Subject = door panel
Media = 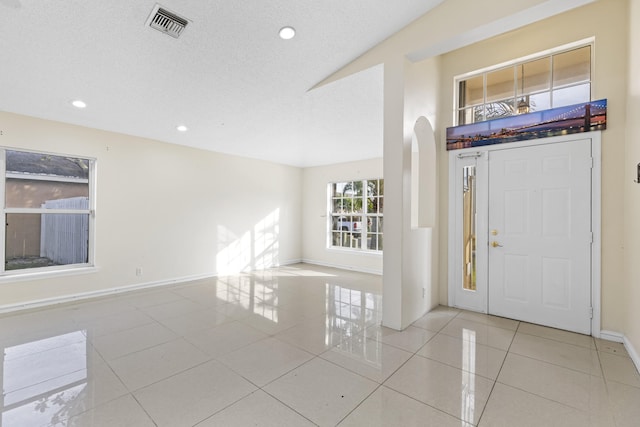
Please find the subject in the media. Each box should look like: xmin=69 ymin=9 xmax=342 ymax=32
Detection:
xmin=487 ymin=140 xmax=591 ymax=334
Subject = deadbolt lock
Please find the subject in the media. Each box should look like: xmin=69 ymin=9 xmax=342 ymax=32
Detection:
xmin=491 ymin=229 xmax=499 ymax=236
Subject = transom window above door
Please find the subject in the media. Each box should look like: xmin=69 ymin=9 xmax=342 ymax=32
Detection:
xmin=456 ymin=42 xmax=592 ymax=125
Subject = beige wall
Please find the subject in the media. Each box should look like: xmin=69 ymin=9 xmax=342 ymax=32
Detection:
xmin=436 ymin=0 xmax=629 ymax=334
xmin=302 ymin=158 xmax=383 ymax=274
xmin=0 ymin=112 xmax=302 ymax=308
xmin=625 ymin=0 xmax=640 ymax=358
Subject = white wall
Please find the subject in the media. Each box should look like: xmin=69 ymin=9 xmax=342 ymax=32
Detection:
xmin=0 ymin=112 xmax=302 ymax=309
xmin=302 ymin=157 xmax=383 ymax=274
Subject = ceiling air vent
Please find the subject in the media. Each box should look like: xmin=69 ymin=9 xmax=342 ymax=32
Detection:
xmin=146 ymin=4 xmax=189 ymax=38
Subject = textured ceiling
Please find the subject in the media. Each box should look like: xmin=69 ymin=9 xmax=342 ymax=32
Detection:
xmin=0 ymin=0 xmax=594 ymax=167
xmin=0 ymin=0 xmax=444 ymax=167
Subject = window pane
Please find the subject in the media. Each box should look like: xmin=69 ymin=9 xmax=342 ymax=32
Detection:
xmin=553 ymin=46 xmax=590 ymax=87
xmin=367 ymin=233 xmax=377 ymax=250
xmin=458 ymin=75 xmax=483 ymax=107
xmin=367 ymin=180 xmax=379 ymax=197
xmin=528 ymin=92 xmax=551 ymax=112
xmin=332 ymin=216 xmax=342 ymax=231
xmin=6 ymin=213 xmax=89 ymax=270
xmin=486 ymin=67 xmax=514 ymax=103
xmin=520 ymin=57 xmax=551 ymax=95
xmin=552 ymin=83 xmax=590 ymax=108
xmin=485 ymin=99 xmax=515 ymax=120
xmin=462 ymin=166 xmax=477 ymax=291
xmin=6 ymin=150 xmax=89 ymax=209
xmin=459 ymin=106 xmax=485 ymax=125
xmin=332 ymin=182 xmax=347 ymax=197
xmin=353 ymin=181 xmax=363 ymax=197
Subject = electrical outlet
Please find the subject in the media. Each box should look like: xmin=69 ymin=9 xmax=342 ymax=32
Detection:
xmin=136 ymin=267 xmax=143 ymax=276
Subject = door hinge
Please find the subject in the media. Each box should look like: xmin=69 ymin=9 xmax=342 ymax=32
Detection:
xmin=589 ymin=232 xmax=593 ymax=244
xmin=589 ymin=307 xmax=593 ymax=319
xmin=589 ymin=157 xmax=594 ymax=169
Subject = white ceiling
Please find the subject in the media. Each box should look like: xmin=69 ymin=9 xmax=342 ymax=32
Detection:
xmin=0 ymin=0 xmax=446 ymax=167
xmin=0 ymin=0 xmax=594 ymax=167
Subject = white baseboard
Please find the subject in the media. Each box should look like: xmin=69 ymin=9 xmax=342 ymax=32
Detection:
xmin=623 ymin=335 xmax=640 ymax=374
xmin=0 ymin=257 xmax=309 ymax=315
xmin=599 ymin=330 xmax=624 ymax=343
xmin=301 ymin=258 xmax=383 ymax=275
xmin=599 ymin=330 xmax=640 ymax=374
xmin=0 ymin=272 xmax=219 ymax=314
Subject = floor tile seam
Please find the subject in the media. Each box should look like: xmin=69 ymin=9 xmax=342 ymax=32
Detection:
xmin=95 ymin=332 xmax=185 ymax=362
xmin=455 ymin=314 xmax=520 ymax=332
xmin=505 ymin=348 xmax=606 ymax=377
xmin=515 ymin=329 xmax=596 ymax=350
xmin=444 ymin=316 xmax=519 ymax=335
xmin=507 ymin=348 xmax=602 ymax=378
xmin=2 ymin=335 xmax=98 ymax=363
xmin=256 ymin=383 xmax=322 ymax=426
xmin=374 ymin=325 xmax=439 ymax=355
xmin=125 ymin=356 xmax=225 ymax=395
xmin=303 ymin=353 xmax=382 ymax=387
xmin=316 ymin=347 xmax=400 ymax=385
xmin=380 ymin=382 xmax=480 ymax=426
xmin=85 ymin=319 xmax=179 ymax=345
xmin=79 ymin=316 xmax=159 ymax=338
xmin=60 ymin=393 xmax=156 ymax=427
xmin=140 ymin=306 xmax=213 ymax=323
xmin=597 ymin=348 xmax=632 ymax=359
xmin=598 ymin=348 xmax=637 ymax=363
xmin=476 ymin=317 xmax=521 ymax=425
xmin=199 ymin=332 xmax=273 ymax=360
xmin=410 ymin=313 xmax=458 ymax=333
xmin=2 ymin=367 xmax=121 ymax=413
xmin=398 ymin=352 xmax=500 ymax=385
xmin=215 ymin=346 xmax=316 ymax=389
xmin=437 ymin=329 xmax=513 ymax=352
xmin=238 ymin=317 xmax=303 ymax=338
xmin=269 ymin=331 xmax=333 ymax=355
xmin=602 ymin=376 xmax=640 ymax=390
xmin=412 ymin=351 xmax=502 ymax=382
xmin=492 ymin=378 xmax=607 ymax=415
xmin=426 ymin=329 xmax=510 ymax=350
xmin=449 ymin=315 xmax=520 ymax=333
xmin=128 ymin=391 xmax=161 ymax=426
xmin=335 ymin=383 xmax=384 ymax=426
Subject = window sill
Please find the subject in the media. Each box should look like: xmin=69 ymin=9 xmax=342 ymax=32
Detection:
xmin=0 ymin=265 xmax=99 ymax=284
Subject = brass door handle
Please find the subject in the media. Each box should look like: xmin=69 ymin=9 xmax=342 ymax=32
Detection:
xmin=491 ymin=241 xmax=503 ymax=248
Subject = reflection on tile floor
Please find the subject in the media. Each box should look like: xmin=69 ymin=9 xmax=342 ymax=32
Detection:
xmin=0 ymin=263 xmax=638 ymax=426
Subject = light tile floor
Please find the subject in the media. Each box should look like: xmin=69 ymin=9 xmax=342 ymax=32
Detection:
xmin=0 ymin=263 xmax=638 ymax=426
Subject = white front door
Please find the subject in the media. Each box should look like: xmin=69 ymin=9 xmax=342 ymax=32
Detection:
xmin=448 ymin=136 xmax=596 ymax=335
xmin=487 ymin=139 xmax=592 ymax=334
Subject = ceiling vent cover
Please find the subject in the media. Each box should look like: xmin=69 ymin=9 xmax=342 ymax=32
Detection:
xmin=146 ymin=4 xmax=189 ymax=38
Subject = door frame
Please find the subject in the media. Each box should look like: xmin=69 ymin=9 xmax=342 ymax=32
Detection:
xmin=447 ymin=132 xmax=601 ymax=337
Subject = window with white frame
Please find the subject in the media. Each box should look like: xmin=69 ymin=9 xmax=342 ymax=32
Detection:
xmin=456 ymin=43 xmax=592 ymax=125
xmin=1 ymin=148 xmax=95 ymax=274
xmin=329 ymin=179 xmax=383 ymax=252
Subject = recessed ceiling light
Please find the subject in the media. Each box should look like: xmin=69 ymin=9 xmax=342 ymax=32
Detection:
xmin=279 ymin=26 xmax=295 ymax=40
xmin=71 ymin=100 xmax=87 ymax=109
xmin=176 ymin=125 xmax=188 ymax=132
